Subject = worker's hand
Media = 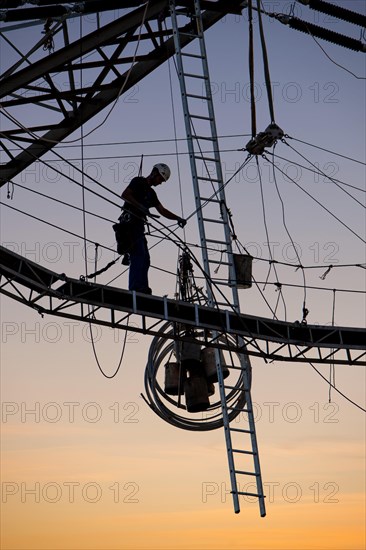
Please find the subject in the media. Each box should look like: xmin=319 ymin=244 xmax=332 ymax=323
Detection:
xmin=178 ymin=218 xmax=187 ymax=228
xmin=138 ymin=205 xmax=149 ymax=216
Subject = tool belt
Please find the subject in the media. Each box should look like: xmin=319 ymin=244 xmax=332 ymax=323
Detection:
xmin=113 ymin=211 xmax=142 ymax=255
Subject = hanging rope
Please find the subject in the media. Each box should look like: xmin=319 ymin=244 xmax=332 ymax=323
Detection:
xmin=256 ymin=156 xmax=288 ymax=319
xmin=83 ymin=257 xmax=120 ymax=280
xmin=329 ymin=288 xmax=336 ymax=402
xmin=271 ymin=143 xmax=308 ymax=321
xmin=320 ymin=265 xmax=333 ymax=280
xmin=165 ymin=39 xmax=186 ymax=244
xmin=75 ymin=16 xmax=126 ymax=379
xmin=6 ymin=180 xmax=14 ymax=199
xmin=256 ymin=0 xmax=275 ymax=123
xmin=138 ymin=154 xmax=144 ymax=176
xmin=248 ymin=0 xmax=257 ymax=137
xmin=80 ymin=16 xmax=88 ymax=280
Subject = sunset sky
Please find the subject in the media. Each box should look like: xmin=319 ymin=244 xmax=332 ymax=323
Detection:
xmin=1 ymin=1 xmax=365 ymax=549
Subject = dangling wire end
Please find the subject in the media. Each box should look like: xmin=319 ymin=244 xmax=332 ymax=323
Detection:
xmin=320 ymin=265 xmax=333 ymax=280
xmin=301 ymin=305 xmax=309 ymax=325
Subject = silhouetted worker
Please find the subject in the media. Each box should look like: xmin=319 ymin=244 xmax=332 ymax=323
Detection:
xmin=120 ymin=163 xmax=186 ymax=294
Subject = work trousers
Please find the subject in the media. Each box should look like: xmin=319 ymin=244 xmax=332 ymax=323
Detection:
xmin=128 ymin=230 xmax=150 ymax=292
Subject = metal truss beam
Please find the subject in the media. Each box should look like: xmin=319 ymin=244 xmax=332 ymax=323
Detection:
xmin=1 ymin=245 xmax=365 ymax=365
xmin=0 ymin=0 xmax=247 ymax=186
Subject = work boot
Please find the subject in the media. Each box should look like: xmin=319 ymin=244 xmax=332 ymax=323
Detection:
xmin=122 ymin=254 xmax=130 ymax=266
xmin=136 ymin=287 xmax=152 ymax=295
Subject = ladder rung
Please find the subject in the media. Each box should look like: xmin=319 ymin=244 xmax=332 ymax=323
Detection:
xmin=186 ymin=93 xmax=209 ymax=100
xmin=202 ymin=217 xmax=224 ymax=224
xmin=208 ymin=260 xmax=231 ymax=266
xmin=191 ymin=114 xmax=213 ymax=121
xmin=183 ymin=72 xmax=207 ymax=80
xmin=232 ymin=448 xmax=256 ymax=455
xmin=193 ymin=135 xmax=215 ymax=141
xmin=227 ymin=407 xmax=252 ymax=414
xmin=181 ymin=52 xmax=204 ymax=59
xmin=235 ymin=491 xmax=264 ymax=498
xmin=206 ymin=238 xmax=228 ymax=245
xmin=200 ymin=196 xmax=221 ymax=203
xmin=229 ymin=412 xmax=253 ymax=420
xmin=194 ymin=156 xmax=219 ymax=163
xmin=224 ymin=385 xmax=247 ymax=392
xmin=235 ymin=470 xmax=259 ymax=477
xmin=197 ymin=176 xmax=221 ymax=182
xmin=179 ymin=31 xmax=199 ymax=38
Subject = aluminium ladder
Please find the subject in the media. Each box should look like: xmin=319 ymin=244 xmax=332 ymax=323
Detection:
xmin=169 ymin=0 xmax=266 ymax=516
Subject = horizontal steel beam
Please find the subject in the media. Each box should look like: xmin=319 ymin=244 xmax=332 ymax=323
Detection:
xmin=0 ymin=1 xmax=245 ymax=22
xmin=1 ymin=245 xmax=365 ymax=366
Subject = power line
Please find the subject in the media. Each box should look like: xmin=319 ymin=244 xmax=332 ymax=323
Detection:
xmin=11 ymin=181 xmax=115 ymax=224
xmin=1 ymin=133 xmax=252 ymax=153
xmin=0 ymin=110 xmax=123 ymax=202
xmin=288 ymin=135 xmax=366 ymax=167
xmin=307 ymin=28 xmax=366 ymax=80
xmin=264 ymin=154 xmax=366 ymax=245
xmin=4 ymin=178 xmax=365 ymax=280
xmin=307 ymin=359 xmax=366 ymax=413
xmin=283 ymin=140 xmax=366 ymax=209
xmin=0 ymin=130 xmax=122 ymax=209
xmin=265 ymin=151 xmax=366 ymax=193
xmin=256 ymin=155 xmax=288 ymax=319
xmin=0 ymin=201 xmax=116 ymax=253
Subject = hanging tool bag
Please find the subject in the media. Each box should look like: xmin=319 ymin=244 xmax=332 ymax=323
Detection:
xmin=112 ymin=211 xmax=139 ymax=255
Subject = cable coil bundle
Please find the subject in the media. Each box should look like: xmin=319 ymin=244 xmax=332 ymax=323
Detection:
xmin=143 ymin=322 xmax=252 ymax=431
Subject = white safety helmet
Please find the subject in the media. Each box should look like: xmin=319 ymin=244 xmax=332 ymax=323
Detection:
xmin=153 ymin=163 xmax=171 ymax=181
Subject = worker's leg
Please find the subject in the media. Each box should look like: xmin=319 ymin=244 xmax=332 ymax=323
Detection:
xmin=128 ymin=233 xmax=151 ymax=292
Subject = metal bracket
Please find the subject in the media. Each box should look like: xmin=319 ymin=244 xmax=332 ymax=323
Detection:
xmin=246 ymin=123 xmax=284 ymax=155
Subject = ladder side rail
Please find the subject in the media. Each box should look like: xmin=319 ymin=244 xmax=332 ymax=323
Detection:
xmin=170 ymin=0 xmax=215 ymax=304
xmin=194 ymin=0 xmax=238 ymax=295
xmin=237 ymin=349 xmax=266 ymax=517
xmin=213 ymin=337 xmax=240 ymax=513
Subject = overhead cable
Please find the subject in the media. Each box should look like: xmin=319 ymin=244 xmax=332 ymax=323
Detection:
xmin=0 ymin=201 xmax=116 ymax=253
xmin=256 ymin=0 xmax=276 ymax=123
xmin=265 ymin=151 xmax=366 ymax=193
xmin=288 ymin=135 xmax=366 ymax=167
xmin=248 ymin=0 xmax=257 ymax=137
xmin=305 ymin=23 xmax=366 ymax=79
xmin=0 ymin=130 xmax=122 ymax=209
xmin=263 ymin=154 xmax=366 ymax=245
xmin=256 ymin=155 xmax=288 ymax=319
xmin=11 ymin=181 xmax=115 ymax=224
xmin=282 ymin=140 xmax=366 ymax=209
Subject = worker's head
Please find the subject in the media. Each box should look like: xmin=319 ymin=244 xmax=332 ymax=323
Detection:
xmin=150 ymin=163 xmax=171 ymax=185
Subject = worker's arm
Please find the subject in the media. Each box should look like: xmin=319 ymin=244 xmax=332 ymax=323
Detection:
xmin=156 ymin=202 xmax=187 ymax=227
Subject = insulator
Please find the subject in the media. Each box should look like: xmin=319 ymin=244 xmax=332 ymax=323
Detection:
xmin=297 ymin=0 xmax=366 ymax=28
xmin=289 ymin=17 xmax=366 ymax=52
